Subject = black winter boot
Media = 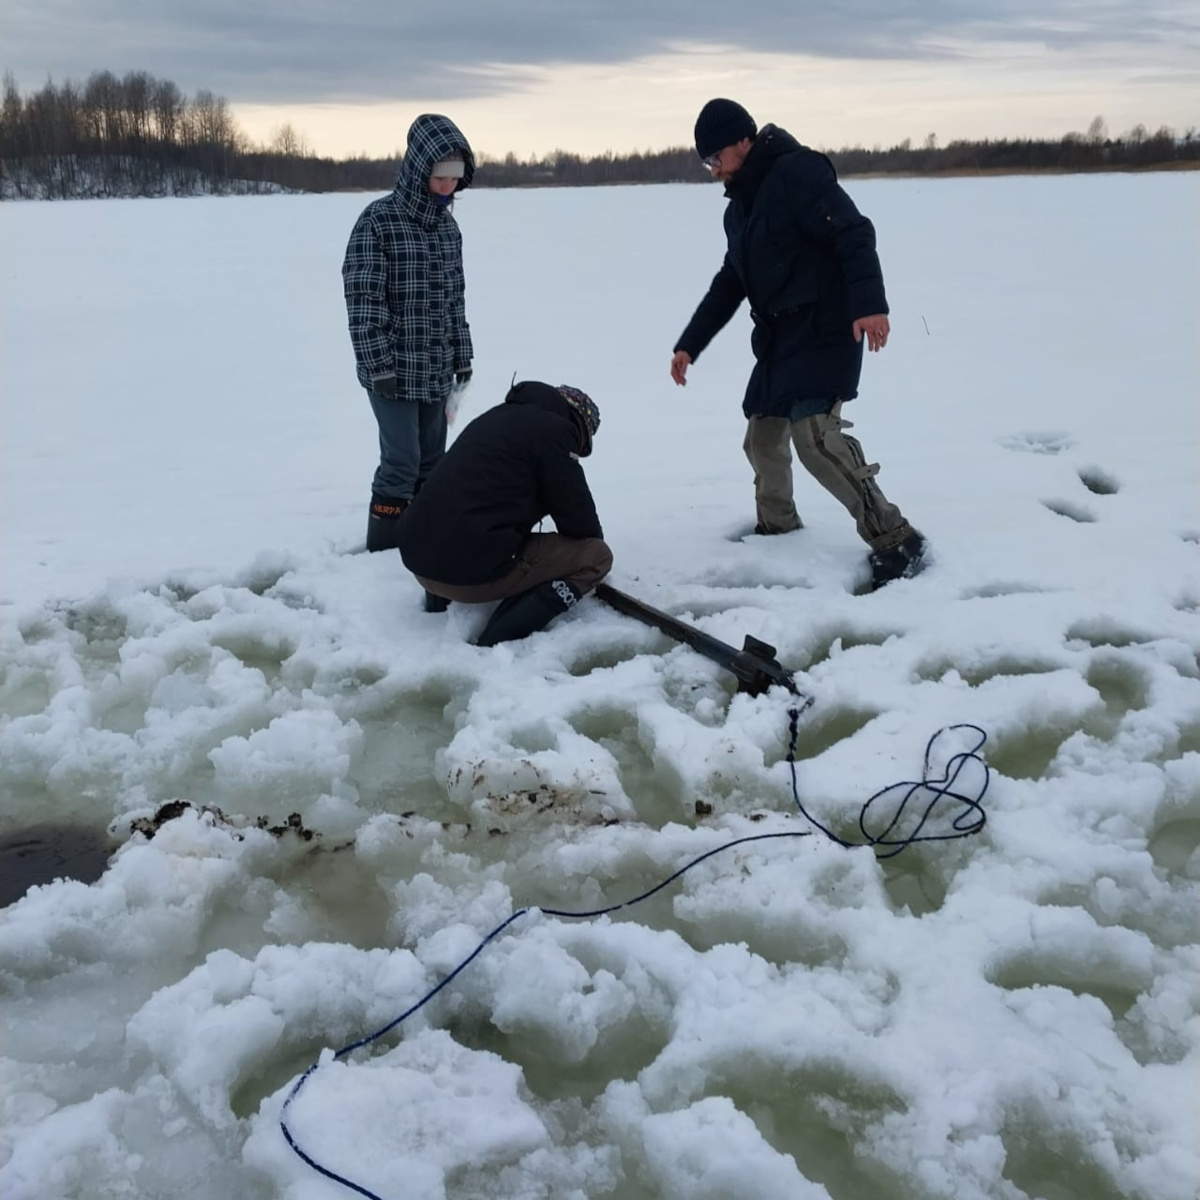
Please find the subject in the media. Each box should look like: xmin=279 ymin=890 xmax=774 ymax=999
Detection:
xmin=366 ymin=495 xmax=407 ymax=553
xmin=424 ymin=591 xmax=450 ymax=613
xmin=475 ymin=579 xmax=582 ymax=647
xmin=868 ymin=529 xmax=928 ymax=590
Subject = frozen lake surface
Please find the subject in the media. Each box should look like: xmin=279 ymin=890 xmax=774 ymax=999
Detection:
xmin=2 ymin=172 xmax=1198 ymax=1199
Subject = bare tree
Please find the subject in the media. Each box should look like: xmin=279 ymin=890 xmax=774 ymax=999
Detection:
xmin=123 ymin=71 xmax=153 ymax=148
xmin=151 ymin=78 xmax=184 ymax=146
xmin=0 ymin=72 xmax=23 ymax=157
xmin=269 ymin=122 xmax=310 ymax=157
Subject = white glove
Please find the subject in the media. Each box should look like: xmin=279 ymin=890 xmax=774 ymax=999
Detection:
xmin=446 ymin=368 xmax=472 ymax=425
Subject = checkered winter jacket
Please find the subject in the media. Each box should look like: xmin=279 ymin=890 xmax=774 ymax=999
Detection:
xmin=342 ymin=114 xmax=475 ymax=402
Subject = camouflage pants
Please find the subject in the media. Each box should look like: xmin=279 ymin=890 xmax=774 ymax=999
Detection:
xmin=743 ymin=402 xmax=913 ymax=550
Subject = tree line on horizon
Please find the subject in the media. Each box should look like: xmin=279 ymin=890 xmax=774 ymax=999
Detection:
xmin=2 ymin=69 xmax=1196 ymax=201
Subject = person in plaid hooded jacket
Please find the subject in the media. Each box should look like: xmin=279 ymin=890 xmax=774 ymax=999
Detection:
xmin=343 ymin=113 xmax=475 ymax=551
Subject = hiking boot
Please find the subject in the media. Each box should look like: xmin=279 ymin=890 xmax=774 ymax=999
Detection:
xmin=869 ymin=530 xmax=928 ymax=590
xmin=366 ymin=494 xmax=407 ymax=553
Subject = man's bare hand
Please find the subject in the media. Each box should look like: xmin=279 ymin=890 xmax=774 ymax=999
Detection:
xmin=853 ymin=314 xmax=890 ymax=352
xmin=670 ymin=350 xmax=692 ymax=386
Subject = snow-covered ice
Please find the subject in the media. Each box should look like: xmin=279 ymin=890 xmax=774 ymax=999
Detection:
xmin=2 ymin=172 xmax=1198 ymax=1200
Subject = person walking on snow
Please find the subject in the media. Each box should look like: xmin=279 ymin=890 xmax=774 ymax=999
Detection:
xmin=343 ymin=113 xmax=475 ymax=552
xmin=670 ymin=98 xmax=926 ymax=589
xmin=397 ymin=381 xmax=612 ymax=646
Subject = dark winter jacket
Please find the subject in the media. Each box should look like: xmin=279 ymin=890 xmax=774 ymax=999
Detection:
xmin=675 ymin=125 xmax=888 ymax=417
xmin=397 ymin=382 xmax=604 ymax=586
xmin=343 ymin=114 xmax=475 ymax=402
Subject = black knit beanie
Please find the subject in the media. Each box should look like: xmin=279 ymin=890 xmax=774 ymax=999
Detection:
xmin=694 ymin=99 xmax=757 ymax=159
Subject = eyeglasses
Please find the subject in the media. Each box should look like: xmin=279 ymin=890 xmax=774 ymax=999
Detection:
xmin=701 ymin=151 xmax=722 ymax=172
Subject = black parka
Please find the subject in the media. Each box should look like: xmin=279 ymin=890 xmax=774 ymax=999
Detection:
xmin=675 ymin=125 xmax=888 ymax=417
xmin=397 ymin=382 xmax=603 ymax=585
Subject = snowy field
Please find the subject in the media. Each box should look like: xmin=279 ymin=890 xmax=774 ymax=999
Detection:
xmin=2 ymin=171 xmax=1198 ymax=1200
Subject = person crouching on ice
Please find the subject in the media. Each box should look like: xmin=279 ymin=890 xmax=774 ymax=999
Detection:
xmin=397 ymin=381 xmax=612 ymax=646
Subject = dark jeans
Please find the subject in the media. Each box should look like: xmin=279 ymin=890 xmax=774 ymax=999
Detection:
xmin=415 ymin=533 xmax=613 ymax=603
xmin=368 ymin=390 xmax=448 ymax=501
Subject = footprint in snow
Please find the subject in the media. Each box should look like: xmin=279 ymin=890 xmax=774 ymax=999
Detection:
xmin=1041 ymin=498 xmax=1097 ymax=523
xmin=1077 ymin=466 xmax=1120 ymax=496
xmin=997 ymin=431 xmax=1075 ymax=455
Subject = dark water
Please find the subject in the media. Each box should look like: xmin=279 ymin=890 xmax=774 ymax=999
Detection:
xmin=0 ymin=824 xmax=112 ymax=907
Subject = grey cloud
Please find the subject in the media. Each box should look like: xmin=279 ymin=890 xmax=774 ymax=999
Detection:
xmin=6 ymin=0 xmax=1197 ymax=104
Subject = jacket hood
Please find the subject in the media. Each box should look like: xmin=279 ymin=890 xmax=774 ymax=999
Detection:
xmin=725 ymin=123 xmax=803 ymax=199
xmin=752 ymin=123 xmax=803 ymax=160
xmin=395 ymin=113 xmax=476 ymax=214
xmin=504 ymin=380 xmax=592 ymax=456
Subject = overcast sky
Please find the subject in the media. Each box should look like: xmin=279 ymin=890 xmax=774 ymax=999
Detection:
xmin=7 ymin=1 xmax=1198 ymax=157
